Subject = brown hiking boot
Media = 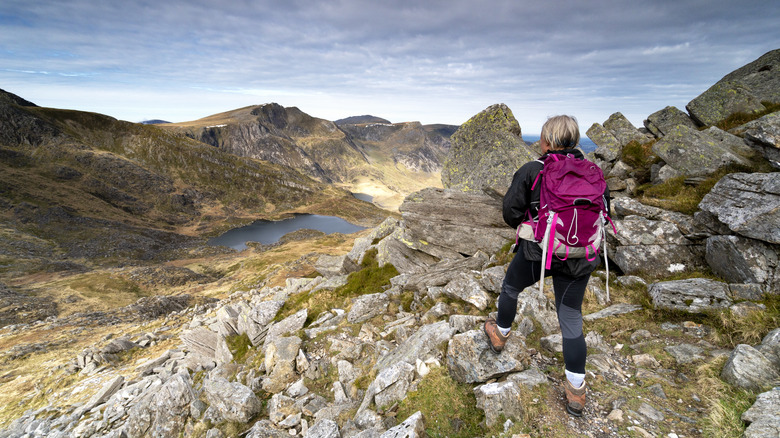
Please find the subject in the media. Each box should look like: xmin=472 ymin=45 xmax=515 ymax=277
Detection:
xmin=483 ymin=317 xmax=508 ymax=353
xmin=564 ymin=379 xmax=587 ymax=417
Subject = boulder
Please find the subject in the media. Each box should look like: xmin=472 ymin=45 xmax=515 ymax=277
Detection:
xmin=686 ymin=81 xmax=766 ymax=127
xmin=739 ymin=111 xmax=780 ymax=169
xmin=716 ymin=48 xmax=780 ymax=104
xmin=603 ymin=112 xmax=647 ymax=147
xmin=398 ymin=188 xmax=514 ymax=260
xmin=246 ymin=420 xmax=289 ymax=438
xmin=446 ymin=329 xmax=529 ymax=383
xmin=358 ymin=361 xmax=415 ymax=413
xmin=664 ymin=343 xmax=706 ymax=365
xmin=263 ymin=336 xmax=303 ymax=393
xmin=180 ymin=327 xmax=219 ymax=358
xmin=506 ymin=367 xmax=548 ymax=388
xmin=375 ymin=228 xmax=439 ymax=274
xmin=702 ymin=126 xmax=757 ymax=157
xmin=403 ymin=252 xmax=489 ymax=292
xmin=758 ymin=328 xmax=780 ymax=369
xmin=474 ymin=381 xmax=524 ymax=427
xmin=268 ymin=393 xmax=298 ymax=424
xmin=698 ymin=172 xmax=780 ymax=244
xmin=215 ymin=304 xmax=240 ymax=337
xmin=125 ymin=374 xmax=196 ymax=438
xmin=648 ymin=278 xmax=732 ymax=313
xmin=611 ymin=197 xmax=698 ymax=237
xmin=379 ymin=411 xmax=425 ymax=438
xmin=316 ymin=254 xmax=359 ymax=277
xmin=643 ymin=106 xmax=698 ymax=138
xmin=587 ymin=123 xmax=622 ymax=162
xmin=203 ymin=377 xmax=263 ymax=423
xmin=742 ymin=388 xmax=780 ymax=438
xmin=721 ymin=344 xmax=780 ymax=392
xmin=608 ymin=216 xmax=706 ymax=276
xmin=348 ymin=292 xmax=390 ymax=324
xmin=265 ymin=309 xmax=307 ymax=346
xmin=515 ymin=285 xmax=558 ymax=335
xmin=480 ymin=265 xmax=506 ymax=294
xmin=375 ymin=321 xmax=455 ymax=372
xmin=442 ymin=272 xmax=492 ymax=310
xmin=347 ymin=217 xmax=399 ymax=264
xmin=238 ymin=300 xmax=285 ymax=346
xmin=705 ymin=235 xmax=779 ymax=292
xmin=307 ymin=419 xmax=341 ymax=438
xmin=442 ymin=103 xmax=537 ymax=193
xmin=583 ymin=303 xmax=643 ymax=322
xmin=651 ymin=125 xmax=751 ymax=177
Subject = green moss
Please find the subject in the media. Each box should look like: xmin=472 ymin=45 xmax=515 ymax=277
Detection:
xmin=621 ymin=139 xmax=661 ymax=184
xmin=396 ymin=366 xmax=484 ymax=438
xmin=276 ymin=248 xmax=399 ymax=325
xmin=637 ymin=164 xmax=755 ymax=214
xmin=225 ymin=333 xmax=252 ymax=363
xmin=715 ymin=101 xmax=780 ymax=131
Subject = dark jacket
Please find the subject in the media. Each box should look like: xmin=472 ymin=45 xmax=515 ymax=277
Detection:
xmin=502 ymin=148 xmax=610 ymax=278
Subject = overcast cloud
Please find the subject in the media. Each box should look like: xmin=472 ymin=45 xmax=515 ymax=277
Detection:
xmin=1 ymin=0 xmax=778 ymax=133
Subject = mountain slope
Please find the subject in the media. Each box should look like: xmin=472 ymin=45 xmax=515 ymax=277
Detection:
xmin=161 ymin=105 xmax=458 ymax=210
xmin=162 ymin=103 xmax=369 ymax=184
xmin=0 ymin=90 xmax=385 ymax=267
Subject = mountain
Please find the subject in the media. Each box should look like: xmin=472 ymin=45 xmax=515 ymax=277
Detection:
xmin=334 ymin=115 xmax=391 ymax=125
xmin=140 ymin=119 xmax=170 ymax=125
xmin=0 ymin=88 xmax=387 ymax=320
xmin=160 ymin=104 xmax=457 ymax=210
xmin=161 ymin=103 xmax=369 ymax=184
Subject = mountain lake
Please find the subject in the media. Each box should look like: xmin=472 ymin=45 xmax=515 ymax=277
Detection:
xmin=208 ymin=214 xmax=366 ymax=250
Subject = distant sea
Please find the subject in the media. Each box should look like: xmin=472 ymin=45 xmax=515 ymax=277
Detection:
xmin=523 ymin=135 xmax=596 ymax=153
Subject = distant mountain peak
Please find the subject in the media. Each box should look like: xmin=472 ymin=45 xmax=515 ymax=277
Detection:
xmin=140 ymin=119 xmax=171 ymax=125
xmin=334 ymin=115 xmax=391 ymax=126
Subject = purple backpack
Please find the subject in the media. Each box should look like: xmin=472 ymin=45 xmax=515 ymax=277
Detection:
xmin=527 ymin=153 xmax=616 ymax=298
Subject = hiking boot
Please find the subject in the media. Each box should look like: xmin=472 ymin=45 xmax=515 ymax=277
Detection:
xmin=564 ymin=379 xmax=587 ymax=417
xmin=483 ymin=317 xmax=508 ymax=353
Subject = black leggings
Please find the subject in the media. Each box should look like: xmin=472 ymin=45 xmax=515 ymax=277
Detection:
xmin=496 ymin=249 xmax=589 ymax=374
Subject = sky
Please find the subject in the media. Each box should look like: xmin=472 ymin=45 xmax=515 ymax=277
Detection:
xmin=1 ymin=1 xmax=779 ymax=134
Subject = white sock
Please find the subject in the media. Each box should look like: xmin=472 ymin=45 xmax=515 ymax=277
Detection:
xmin=565 ymin=370 xmax=585 ymax=388
xmin=498 ymin=325 xmax=511 ymax=336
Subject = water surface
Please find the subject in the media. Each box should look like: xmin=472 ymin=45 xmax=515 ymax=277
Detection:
xmin=208 ymin=214 xmax=365 ymax=250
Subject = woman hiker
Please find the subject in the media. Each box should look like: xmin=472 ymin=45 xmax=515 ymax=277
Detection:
xmin=483 ymin=114 xmax=610 ymax=417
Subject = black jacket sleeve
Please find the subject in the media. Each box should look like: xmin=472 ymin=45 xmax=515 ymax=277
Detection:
xmin=502 ymin=160 xmax=543 ymax=228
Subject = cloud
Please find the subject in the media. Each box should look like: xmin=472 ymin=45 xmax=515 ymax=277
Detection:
xmin=1 ymin=0 xmax=778 ymax=132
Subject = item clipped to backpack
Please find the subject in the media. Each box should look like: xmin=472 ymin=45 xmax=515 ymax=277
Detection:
xmin=517 ymin=153 xmax=617 ymax=299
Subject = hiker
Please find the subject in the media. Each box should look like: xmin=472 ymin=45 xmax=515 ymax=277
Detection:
xmin=484 ymin=115 xmax=611 ymax=417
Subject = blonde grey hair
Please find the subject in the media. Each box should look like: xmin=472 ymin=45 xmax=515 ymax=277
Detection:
xmin=541 ymin=115 xmax=580 ymax=150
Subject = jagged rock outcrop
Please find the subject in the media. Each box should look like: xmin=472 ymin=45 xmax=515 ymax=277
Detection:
xmin=395 ymin=187 xmax=514 ymax=262
xmin=687 ymin=82 xmax=767 ymax=127
xmin=648 ymin=278 xmax=732 ymax=313
xmin=733 ymin=111 xmax=780 ymax=169
xmin=742 ymin=388 xmax=780 ymax=438
xmin=651 ymin=125 xmax=752 ymax=177
xmin=644 ymin=106 xmax=698 ymax=138
xmin=687 ymin=48 xmax=780 ymax=127
xmin=721 ymin=344 xmax=780 ymax=392
xmin=607 ymin=215 xmax=706 ymax=277
xmin=442 ymin=103 xmax=537 ymax=193
xmin=705 ymin=235 xmax=780 ymax=294
xmin=698 ymin=172 xmax=780 ymax=244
